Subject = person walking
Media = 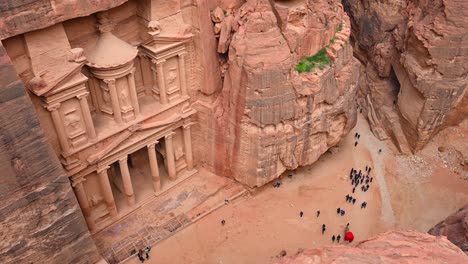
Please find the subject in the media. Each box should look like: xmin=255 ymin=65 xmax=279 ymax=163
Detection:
xmin=352 ymin=198 xmax=356 ymax=204
xmin=317 ymin=210 xmax=320 ymax=217
xmin=352 ymin=187 xmax=355 ymax=193
xmin=137 ymin=249 xmax=145 ymax=263
xmin=337 ymin=207 xmax=341 ymax=214
xmin=337 ymin=235 xmax=341 ymax=243
xmin=144 ymin=246 xmax=151 ymax=259
xmin=300 ymin=211 xmax=304 ymax=217
xmin=340 ymin=209 xmax=345 ymax=216
xmin=332 ymin=235 xmax=336 ymax=242
xmin=322 ymin=224 xmax=326 ymax=234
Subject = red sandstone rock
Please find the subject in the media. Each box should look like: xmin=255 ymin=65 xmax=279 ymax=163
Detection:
xmin=213 ymin=0 xmax=360 ymax=187
xmin=344 ymin=0 xmax=468 ymax=152
xmin=0 ymin=0 xmax=129 ymax=39
xmin=277 ymin=231 xmax=468 ymax=264
xmin=429 ymin=204 xmax=468 ymax=253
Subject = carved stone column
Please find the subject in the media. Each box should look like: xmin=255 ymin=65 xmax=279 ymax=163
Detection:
xmin=178 ymin=53 xmax=188 ymax=97
xmin=47 ymin=103 xmax=71 ymax=154
xmin=147 ymin=142 xmax=161 ymax=192
xmin=127 ymin=69 xmax=140 ymax=116
xmin=77 ymin=93 xmax=97 ymax=140
xmin=183 ymin=123 xmax=194 ymax=171
xmin=165 ymin=132 xmax=177 ymax=180
xmin=97 ymin=166 xmax=118 ymax=218
xmin=104 ymin=79 xmax=122 ymax=123
xmin=72 ymin=177 xmax=96 ymax=232
xmin=155 ymin=60 xmax=169 ymax=104
xmin=118 ymin=156 xmax=136 ymax=206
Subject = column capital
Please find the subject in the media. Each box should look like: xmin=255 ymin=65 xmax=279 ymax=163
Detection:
xmin=97 ymin=165 xmax=110 ymax=174
xmin=147 ymin=141 xmax=159 ymax=149
xmin=153 ymin=59 xmax=166 ymax=65
xmin=129 ymin=67 xmax=136 ymax=76
xmin=178 ymin=52 xmax=188 ymax=58
xmin=46 ymin=103 xmax=61 ymax=112
xmin=164 ymin=131 xmax=175 ymax=140
xmin=103 ymin=78 xmax=116 ymax=85
xmin=71 ymin=176 xmax=86 ymax=187
xmin=183 ymin=122 xmax=195 ymax=129
xmin=76 ymin=92 xmax=90 ymax=100
xmin=119 ymin=155 xmax=128 ymax=163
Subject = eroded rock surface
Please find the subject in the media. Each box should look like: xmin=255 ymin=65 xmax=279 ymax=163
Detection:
xmin=277 ymin=231 xmax=468 ymax=264
xmin=344 ymin=0 xmax=468 ymax=152
xmin=429 ymin=204 xmax=468 ymax=253
xmin=0 ymin=44 xmax=100 ymax=263
xmin=212 ymin=0 xmax=360 ymax=187
xmin=0 ymin=0 xmax=128 ymax=39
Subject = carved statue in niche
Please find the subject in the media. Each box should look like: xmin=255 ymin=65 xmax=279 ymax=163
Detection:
xmin=167 ymin=67 xmax=178 ymax=91
xmin=64 ymin=110 xmax=82 ymax=134
xmin=119 ymin=88 xmax=131 ymax=108
xmin=102 ymin=86 xmax=111 ymax=106
xmin=175 ymin=146 xmax=184 ymax=161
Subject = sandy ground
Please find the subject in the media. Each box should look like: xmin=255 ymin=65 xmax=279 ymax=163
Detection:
xmin=127 ymin=115 xmax=468 ymax=264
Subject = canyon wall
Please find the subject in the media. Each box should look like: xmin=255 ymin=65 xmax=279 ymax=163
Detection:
xmin=343 ymin=0 xmax=468 ymax=153
xmin=204 ymin=0 xmax=360 ymax=187
xmin=429 ymin=204 xmax=468 ymax=254
xmin=0 ymin=44 xmax=101 ymax=263
xmin=277 ymin=231 xmax=468 ymax=264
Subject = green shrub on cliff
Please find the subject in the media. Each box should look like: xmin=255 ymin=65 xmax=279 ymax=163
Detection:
xmin=295 ymin=48 xmax=332 ymax=73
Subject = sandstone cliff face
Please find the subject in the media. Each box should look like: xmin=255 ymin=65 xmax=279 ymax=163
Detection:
xmin=0 ymin=0 xmax=128 ymax=39
xmin=212 ymin=0 xmax=359 ymax=187
xmin=343 ymin=0 xmax=468 ymax=153
xmin=429 ymin=204 xmax=468 ymax=253
xmin=277 ymin=231 xmax=468 ymax=264
xmin=0 ymin=45 xmax=101 ymax=263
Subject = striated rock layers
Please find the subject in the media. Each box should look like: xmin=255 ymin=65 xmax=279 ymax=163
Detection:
xmin=0 ymin=45 xmax=101 ymax=263
xmin=343 ymin=0 xmax=468 ymax=153
xmin=211 ymin=0 xmax=360 ymax=187
xmin=0 ymin=0 xmax=128 ymax=39
xmin=277 ymin=231 xmax=468 ymax=264
xmin=429 ymin=204 xmax=468 ymax=253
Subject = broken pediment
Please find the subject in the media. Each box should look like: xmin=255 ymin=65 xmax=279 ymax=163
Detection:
xmin=24 ymin=23 xmax=87 ymax=97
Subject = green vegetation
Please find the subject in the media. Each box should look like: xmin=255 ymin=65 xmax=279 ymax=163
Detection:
xmin=337 ymin=23 xmax=343 ymax=32
xmin=295 ymin=48 xmax=332 ymax=73
xmin=330 ymin=36 xmax=336 ymax=45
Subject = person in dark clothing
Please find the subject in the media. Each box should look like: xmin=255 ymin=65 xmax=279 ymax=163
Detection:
xmin=355 ymin=132 xmax=358 ymax=138
xmin=352 ymin=187 xmax=355 ymax=193
xmin=337 ymin=208 xmax=341 ymax=214
xmin=370 ymin=177 xmax=373 ymax=182
xmin=221 ymin=220 xmax=226 ymax=225
xmin=354 ymin=141 xmax=358 ymax=147
xmin=361 ymin=202 xmax=365 ymax=209
xmin=345 ymin=194 xmax=350 ymax=202
xmin=340 ymin=209 xmax=345 ymax=216
xmin=332 ymin=235 xmax=336 ymax=242
xmin=365 ymin=179 xmax=369 ymax=184
xmin=322 ymin=224 xmax=326 ymax=234
xmin=144 ymin=246 xmax=150 ymax=259
xmin=337 ymin=235 xmax=341 ymax=243
xmin=352 ymin=198 xmax=356 ymax=204
xmin=369 ymin=167 xmax=372 ymax=173
xmin=300 ymin=211 xmax=304 ymax=217
xmin=137 ymin=249 xmax=145 ymax=263
xmin=317 ymin=210 xmax=320 ymax=217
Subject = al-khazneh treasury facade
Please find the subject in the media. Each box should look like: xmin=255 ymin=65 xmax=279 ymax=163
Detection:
xmin=3 ymin=1 xmax=198 ymax=233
